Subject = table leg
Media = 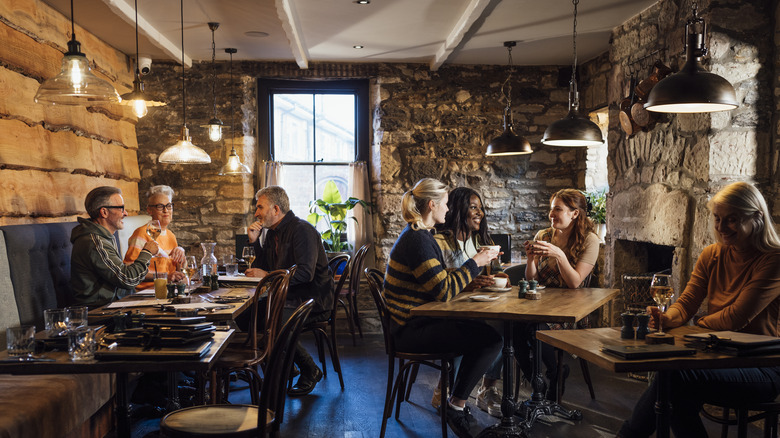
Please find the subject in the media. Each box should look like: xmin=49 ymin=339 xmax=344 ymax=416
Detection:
xmin=166 ymin=371 xmax=182 ymax=412
xmin=655 ymin=371 xmax=671 ymax=438
xmin=476 ymin=321 xmax=527 ymax=438
xmin=517 ymin=323 xmax=582 ymax=429
xmin=115 ymin=372 xmax=131 ymax=438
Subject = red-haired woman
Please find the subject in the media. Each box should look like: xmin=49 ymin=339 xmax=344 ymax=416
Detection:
xmin=517 ymin=188 xmax=600 ymax=399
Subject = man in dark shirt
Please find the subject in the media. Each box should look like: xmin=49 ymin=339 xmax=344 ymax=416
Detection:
xmin=246 ymin=186 xmax=334 ymax=396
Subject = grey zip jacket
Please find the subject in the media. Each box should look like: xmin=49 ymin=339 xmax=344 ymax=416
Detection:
xmin=70 ymin=217 xmax=152 ymax=307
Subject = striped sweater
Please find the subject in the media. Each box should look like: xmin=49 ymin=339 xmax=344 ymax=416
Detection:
xmin=383 ymin=224 xmax=480 ymax=328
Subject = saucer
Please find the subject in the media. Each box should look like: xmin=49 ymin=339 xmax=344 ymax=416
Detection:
xmin=481 ymin=286 xmax=513 ymax=292
xmin=469 ymin=295 xmax=501 ymax=302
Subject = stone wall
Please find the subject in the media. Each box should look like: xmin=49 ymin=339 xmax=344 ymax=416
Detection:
xmin=0 ymin=0 xmax=139 ymax=225
xmin=604 ymin=0 xmax=777 ymax=301
xmin=136 ymin=61 xmax=593 ymax=266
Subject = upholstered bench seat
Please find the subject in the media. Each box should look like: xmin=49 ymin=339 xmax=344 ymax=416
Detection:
xmin=0 ymin=374 xmax=113 ymax=438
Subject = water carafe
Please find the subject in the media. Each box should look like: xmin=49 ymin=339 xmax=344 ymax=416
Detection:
xmin=200 ymin=242 xmax=218 ymax=277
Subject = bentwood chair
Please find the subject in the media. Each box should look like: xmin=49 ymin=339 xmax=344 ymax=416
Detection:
xmin=211 ymin=267 xmax=296 ymax=404
xmin=702 ymin=399 xmax=780 ymax=438
xmin=301 ymin=253 xmax=350 ymax=389
xmin=365 ymin=268 xmax=456 ymax=438
xmin=160 ymin=299 xmax=315 ymax=438
xmin=339 ymin=244 xmax=370 ymax=345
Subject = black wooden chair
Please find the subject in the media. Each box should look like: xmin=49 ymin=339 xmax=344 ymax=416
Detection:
xmin=301 ymin=253 xmax=350 ymax=389
xmin=702 ymin=399 xmax=780 ymax=438
xmin=338 ymin=244 xmax=370 ymax=345
xmin=365 ymin=268 xmax=456 ymax=438
xmin=159 ymin=299 xmax=315 ymax=438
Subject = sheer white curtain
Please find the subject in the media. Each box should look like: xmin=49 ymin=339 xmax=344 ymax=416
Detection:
xmin=260 ymin=161 xmax=283 ymax=188
xmin=347 ymin=162 xmax=373 ymax=255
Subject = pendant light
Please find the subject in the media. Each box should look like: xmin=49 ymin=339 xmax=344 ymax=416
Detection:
xmin=34 ymin=0 xmax=121 ymax=105
xmin=644 ymin=4 xmax=738 ymax=113
xmin=541 ymin=0 xmax=604 ymax=147
xmin=485 ymin=41 xmax=532 ymax=156
xmin=158 ymin=0 xmax=211 ymax=164
xmin=219 ymin=48 xmax=251 ymax=175
xmin=201 ymin=23 xmax=224 ymax=141
xmin=120 ymin=0 xmax=165 ymax=118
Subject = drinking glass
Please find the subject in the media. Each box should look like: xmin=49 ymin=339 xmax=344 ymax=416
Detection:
xmin=68 ymin=327 xmax=98 ymax=361
xmin=184 ymin=256 xmax=198 ymax=286
xmin=223 ymin=254 xmax=238 ymax=277
xmin=650 ymin=274 xmax=674 ymax=335
xmin=7 ymin=325 xmax=35 ymax=357
xmin=65 ymin=306 xmax=88 ymax=331
xmin=242 ymin=246 xmax=256 ymax=269
xmin=146 ymin=220 xmax=162 ymax=242
xmin=44 ymin=308 xmax=68 ymax=337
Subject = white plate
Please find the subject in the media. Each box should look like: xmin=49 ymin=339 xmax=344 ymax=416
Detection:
xmin=534 ymin=285 xmax=546 ymax=290
xmin=481 ymin=286 xmax=513 ymax=292
xmin=469 ymin=295 xmax=501 ymax=302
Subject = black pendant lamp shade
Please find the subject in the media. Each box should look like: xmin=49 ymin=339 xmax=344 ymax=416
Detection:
xmin=541 ymin=0 xmax=603 ymax=147
xmin=644 ymin=7 xmax=737 ymax=113
xmin=486 ymin=41 xmax=532 ymax=156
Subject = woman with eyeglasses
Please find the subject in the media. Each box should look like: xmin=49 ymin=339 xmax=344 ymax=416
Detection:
xmin=124 ymin=185 xmax=187 ymax=289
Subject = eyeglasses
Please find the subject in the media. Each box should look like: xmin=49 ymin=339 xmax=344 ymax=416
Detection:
xmin=150 ymin=203 xmax=174 ymax=212
xmin=101 ymin=205 xmax=126 ymax=212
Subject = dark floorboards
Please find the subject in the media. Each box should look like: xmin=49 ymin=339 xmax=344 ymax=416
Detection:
xmin=132 ymin=333 xmax=763 ymax=437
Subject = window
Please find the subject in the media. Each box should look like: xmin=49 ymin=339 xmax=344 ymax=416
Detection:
xmin=258 ymin=79 xmax=369 ymax=219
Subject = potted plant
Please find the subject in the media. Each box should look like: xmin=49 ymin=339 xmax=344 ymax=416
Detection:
xmin=307 ymin=180 xmax=372 ymax=254
xmin=586 ymin=189 xmax=607 ymax=242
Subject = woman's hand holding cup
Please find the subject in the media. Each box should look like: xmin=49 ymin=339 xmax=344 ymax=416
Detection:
xmin=473 ymin=246 xmax=499 ymax=267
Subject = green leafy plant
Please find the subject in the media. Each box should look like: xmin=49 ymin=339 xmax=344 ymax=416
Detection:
xmin=307 ymin=180 xmax=372 ymax=253
xmin=585 ymin=189 xmax=607 ymax=224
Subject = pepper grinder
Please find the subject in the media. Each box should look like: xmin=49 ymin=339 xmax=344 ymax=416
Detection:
xmin=635 ymin=313 xmax=650 ymax=340
xmin=517 ymin=280 xmax=528 ymax=298
xmin=620 ymin=312 xmax=636 ymax=339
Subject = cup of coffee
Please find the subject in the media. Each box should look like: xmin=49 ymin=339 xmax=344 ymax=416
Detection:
xmin=493 ymin=272 xmax=509 ymax=288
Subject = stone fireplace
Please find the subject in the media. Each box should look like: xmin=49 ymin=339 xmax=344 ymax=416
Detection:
xmin=603 ymin=0 xmax=777 ymax=320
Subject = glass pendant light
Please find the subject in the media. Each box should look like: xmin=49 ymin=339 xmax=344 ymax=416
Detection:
xmin=35 ymin=0 xmax=121 ymax=105
xmin=201 ymin=23 xmax=224 ymax=141
xmin=158 ymin=0 xmax=210 ymax=164
xmin=219 ymin=48 xmax=251 ymax=175
xmin=542 ymin=0 xmax=604 ymax=147
xmin=120 ymin=0 xmax=165 ymax=118
xmin=486 ymin=41 xmax=532 ymax=156
xmin=644 ymin=5 xmax=737 ymax=113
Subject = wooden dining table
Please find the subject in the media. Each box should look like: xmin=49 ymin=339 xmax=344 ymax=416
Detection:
xmin=0 ymin=329 xmax=234 ymax=438
xmin=87 ymin=286 xmax=256 ymax=324
xmin=537 ymin=326 xmax=780 ymax=438
xmin=410 ymin=286 xmax=619 ymax=437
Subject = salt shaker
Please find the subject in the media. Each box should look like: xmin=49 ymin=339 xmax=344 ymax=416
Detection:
xmin=620 ymin=312 xmax=636 ymax=339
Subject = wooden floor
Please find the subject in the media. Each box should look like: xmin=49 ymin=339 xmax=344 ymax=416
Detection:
xmin=132 ymin=333 xmax=764 ymax=437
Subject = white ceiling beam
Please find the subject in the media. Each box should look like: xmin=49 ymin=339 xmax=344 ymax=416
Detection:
xmin=100 ymin=0 xmax=192 ymax=67
xmin=275 ymin=0 xmax=309 ymax=69
xmin=430 ymin=0 xmax=496 ymax=71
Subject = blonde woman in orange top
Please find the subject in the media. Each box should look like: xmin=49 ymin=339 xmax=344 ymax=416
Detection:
xmin=619 ymin=182 xmax=780 ymax=437
xmin=124 ymin=185 xmax=187 ymax=290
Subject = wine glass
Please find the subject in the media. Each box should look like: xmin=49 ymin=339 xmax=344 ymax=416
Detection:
xmin=146 ymin=220 xmax=162 ymax=242
xmin=242 ymin=246 xmax=256 ymax=270
xmin=184 ymin=256 xmax=198 ymax=286
xmin=650 ymin=274 xmax=674 ymax=335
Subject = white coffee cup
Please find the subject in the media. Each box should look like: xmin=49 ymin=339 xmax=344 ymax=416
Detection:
xmin=481 ymin=245 xmax=501 ymax=253
xmin=493 ymin=277 xmax=508 ymax=288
